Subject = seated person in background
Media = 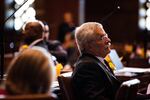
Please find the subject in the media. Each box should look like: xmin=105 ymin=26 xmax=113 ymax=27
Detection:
xmin=42 ymin=22 xmax=67 ymax=65
xmin=47 ymin=40 xmax=67 ymax=66
xmin=130 ymin=44 xmax=144 ymax=59
xmin=72 ymin=22 xmax=150 ymax=100
xmin=57 ymin=12 xmax=76 ymax=43
xmin=4 ymin=47 xmax=56 ymax=96
xmin=20 ymin=20 xmax=45 ymax=48
xmin=20 ymin=20 xmax=67 ymax=66
xmin=62 ymin=31 xmax=79 ymax=71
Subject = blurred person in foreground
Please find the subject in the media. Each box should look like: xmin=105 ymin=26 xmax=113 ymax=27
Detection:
xmin=4 ymin=47 xmax=56 ymax=96
xmin=71 ymin=22 xmax=150 ymax=100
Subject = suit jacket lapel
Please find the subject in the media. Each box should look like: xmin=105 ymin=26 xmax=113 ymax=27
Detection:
xmin=98 ymin=59 xmax=120 ymax=84
xmin=80 ymin=53 xmax=118 ymax=82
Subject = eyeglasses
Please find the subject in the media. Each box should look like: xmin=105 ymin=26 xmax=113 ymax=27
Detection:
xmin=100 ymin=34 xmax=108 ymax=41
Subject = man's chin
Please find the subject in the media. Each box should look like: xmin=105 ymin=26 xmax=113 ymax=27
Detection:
xmin=105 ymin=47 xmax=111 ymax=53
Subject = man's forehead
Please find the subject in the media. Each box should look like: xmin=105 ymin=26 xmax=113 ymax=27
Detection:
xmin=95 ymin=26 xmax=105 ymax=35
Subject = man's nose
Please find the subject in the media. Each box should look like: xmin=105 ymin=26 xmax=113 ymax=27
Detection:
xmin=107 ymin=37 xmax=111 ymax=43
xmin=105 ymin=37 xmax=111 ymax=44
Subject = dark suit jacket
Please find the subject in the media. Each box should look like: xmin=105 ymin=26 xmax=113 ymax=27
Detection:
xmin=72 ymin=53 xmax=121 ymax=100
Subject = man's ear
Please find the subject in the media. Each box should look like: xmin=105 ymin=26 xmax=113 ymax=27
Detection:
xmin=85 ymin=42 xmax=93 ymax=51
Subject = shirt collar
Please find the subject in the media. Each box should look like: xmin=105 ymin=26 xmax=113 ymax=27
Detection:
xmin=96 ymin=56 xmax=105 ymax=64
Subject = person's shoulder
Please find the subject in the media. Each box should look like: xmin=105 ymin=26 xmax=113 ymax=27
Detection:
xmin=79 ymin=53 xmax=99 ymax=63
xmin=75 ymin=54 xmax=99 ymax=69
xmin=47 ymin=40 xmax=61 ymax=49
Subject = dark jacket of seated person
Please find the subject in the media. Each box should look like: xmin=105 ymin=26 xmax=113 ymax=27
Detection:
xmin=72 ymin=53 xmax=121 ymax=100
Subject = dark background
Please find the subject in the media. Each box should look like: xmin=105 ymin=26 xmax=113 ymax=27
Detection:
xmin=1 ymin=0 xmax=149 ymax=51
xmin=0 ymin=0 xmax=150 ymax=76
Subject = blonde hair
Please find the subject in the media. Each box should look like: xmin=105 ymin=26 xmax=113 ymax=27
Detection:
xmin=5 ymin=47 xmax=55 ymax=95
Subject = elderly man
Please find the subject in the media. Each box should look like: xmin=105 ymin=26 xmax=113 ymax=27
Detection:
xmin=72 ymin=22 xmax=120 ymax=100
xmin=72 ymin=22 xmax=150 ymax=100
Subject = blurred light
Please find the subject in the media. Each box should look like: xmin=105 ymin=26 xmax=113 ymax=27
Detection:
xmin=27 ymin=0 xmax=35 ymax=5
xmin=139 ymin=18 xmax=146 ymax=29
xmin=21 ymin=13 xmax=28 ymax=22
xmin=146 ymin=17 xmax=150 ymax=30
xmin=5 ymin=19 xmax=14 ymax=29
xmin=27 ymin=17 xmax=36 ymax=21
xmin=5 ymin=9 xmax=14 ymax=18
xmin=21 ymin=3 xmax=30 ymax=11
xmin=139 ymin=8 xmax=146 ymax=17
xmin=14 ymin=4 xmax=20 ymax=9
xmin=139 ymin=0 xmax=146 ymax=4
xmin=146 ymin=8 xmax=150 ymax=16
xmin=5 ymin=0 xmax=13 ymax=4
xmin=14 ymin=17 xmax=23 ymax=30
xmin=14 ymin=0 xmax=24 ymax=5
xmin=26 ymin=7 xmax=36 ymax=17
xmin=14 ymin=8 xmax=24 ymax=17
xmin=146 ymin=2 xmax=150 ymax=8
xmin=146 ymin=50 xmax=150 ymax=58
xmin=9 ymin=42 xmax=14 ymax=49
xmin=5 ymin=0 xmax=36 ymax=30
xmin=117 ymin=6 xmax=120 ymax=9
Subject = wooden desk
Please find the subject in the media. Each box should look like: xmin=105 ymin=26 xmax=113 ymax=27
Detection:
xmin=60 ymin=71 xmax=150 ymax=93
xmin=116 ymin=72 xmax=150 ymax=93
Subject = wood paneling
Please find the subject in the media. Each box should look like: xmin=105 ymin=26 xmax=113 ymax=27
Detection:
xmin=85 ymin=0 xmax=139 ymax=42
xmin=35 ymin=0 xmax=79 ymax=40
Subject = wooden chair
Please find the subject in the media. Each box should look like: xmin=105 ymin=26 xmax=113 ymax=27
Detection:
xmin=115 ymin=79 xmax=140 ymax=100
xmin=0 ymin=94 xmax=56 ymax=100
xmin=58 ymin=75 xmax=76 ymax=100
xmin=58 ymin=75 xmax=140 ymax=100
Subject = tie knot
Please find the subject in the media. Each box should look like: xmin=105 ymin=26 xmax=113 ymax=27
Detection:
xmin=104 ymin=58 xmax=115 ymax=71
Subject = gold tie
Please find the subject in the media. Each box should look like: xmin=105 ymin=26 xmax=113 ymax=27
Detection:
xmin=103 ymin=59 xmax=114 ymax=74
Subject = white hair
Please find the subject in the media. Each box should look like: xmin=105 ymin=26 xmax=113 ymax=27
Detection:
xmin=75 ymin=22 xmax=103 ymax=54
